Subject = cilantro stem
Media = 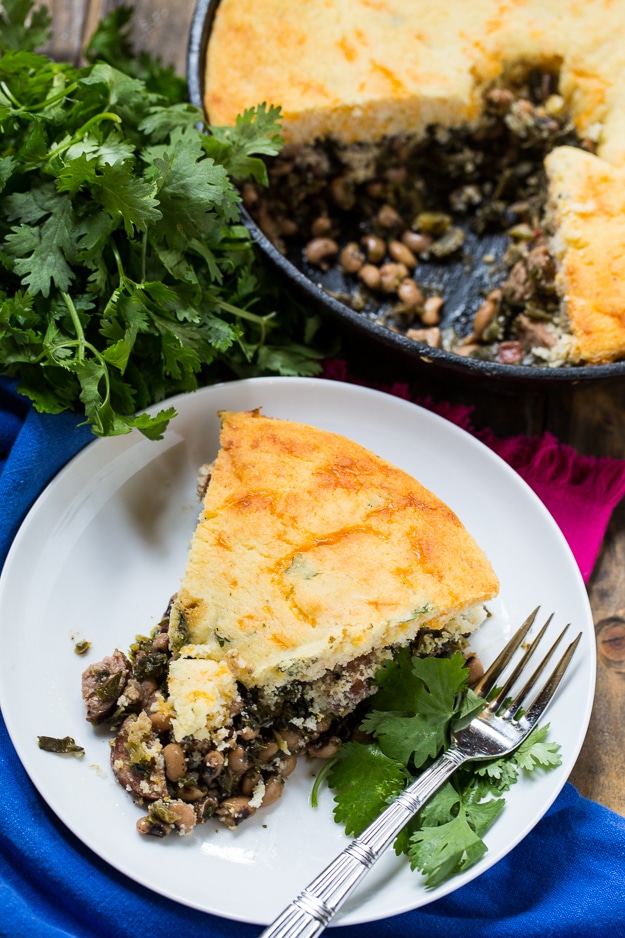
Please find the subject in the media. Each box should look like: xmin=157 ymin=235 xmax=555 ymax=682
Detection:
xmin=51 ymin=302 xmax=114 ymax=433
xmin=214 ymin=297 xmax=276 ymax=344
xmin=110 ymin=241 xmax=126 ymax=284
xmin=29 ymin=82 xmax=80 ymax=113
xmin=0 ymin=80 xmax=21 ymax=108
xmin=62 ymin=292 xmax=86 ymax=363
xmin=140 ymin=231 xmax=148 ymax=284
xmin=0 ymin=79 xmax=79 ymax=113
xmin=310 ymin=756 xmax=338 ymax=808
xmin=46 ymin=111 xmax=122 ymax=161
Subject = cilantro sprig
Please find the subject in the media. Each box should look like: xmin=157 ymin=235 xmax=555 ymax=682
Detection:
xmin=0 ymin=2 xmax=324 ymax=439
xmin=321 ymin=650 xmax=561 ymax=887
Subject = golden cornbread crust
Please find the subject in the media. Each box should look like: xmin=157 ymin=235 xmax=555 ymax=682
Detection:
xmin=545 ymin=146 xmax=625 ymax=364
xmin=205 ymin=0 xmax=625 ymax=156
xmin=169 ymin=410 xmax=499 ymax=697
xmin=205 ymin=0 xmax=625 ymax=365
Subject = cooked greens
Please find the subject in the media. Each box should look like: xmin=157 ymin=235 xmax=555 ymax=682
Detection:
xmin=37 ymin=735 xmax=85 ymax=756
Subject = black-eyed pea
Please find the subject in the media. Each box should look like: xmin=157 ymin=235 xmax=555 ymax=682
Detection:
xmin=421 ymin=295 xmax=444 ymax=325
xmin=216 ymin=796 xmax=256 ymax=829
xmin=268 ymin=158 xmax=294 ymax=178
xmin=472 ymin=299 xmax=497 ymax=339
xmin=485 ymin=86 xmax=514 ymax=111
xmin=307 ymin=736 xmax=342 ymax=759
xmin=339 ymin=242 xmax=364 ymax=274
xmin=150 ymin=711 xmax=172 ymax=734
xmin=152 ymin=632 xmax=169 ymax=652
xmin=201 ymin=750 xmax=224 ymax=782
xmin=330 ymin=176 xmax=355 ymax=210
xmin=261 ymin=776 xmax=285 ymax=807
xmin=465 ymin=654 xmax=485 ymax=686
xmin=278 ymin=217 xmax=299 ymax=237
xmin=305 ymin=237 xmax=339 ymax=268
xmin=238 ymin=725 xmax=259 ymax=741
xmin=277 ymin=754 xmax=298 ymax=777
xmin=178 ymin=785 xmax=205 ymax=802
xmin=405 ymin=327 xmax=442 ymax=349
xmin=278 ymin=728 xmax=304 ymax=753
xmin=240 ymin=767 xmax=261 ymax=796
xmin=136 ymin=816 xmax=170 ymax=838
xmin=360 ymin=234 xmax=386 ymax=264
xmin=163 ymin=742 xmax=187 ymax=782
xmin=310 ymin=215 xmax=333 ymax=238
xmin=366 ymin=180 xmax=384 ymax=198
xmin=397 ymin=279 xmax=425 ymax=311
xmin=389 ymin=240 xmax=417 ymax=269
xmin=379 ymin=262 xmax=409 ymax=294
xmin=167 ymin=800 xmax=197 ymax=834
xmin=228 ymin=744 xmax=252 ymax=774
xmin=315 ymin=717 xmax=333 ymax=734
xmin=256 ymin=740 xmax=280 ymax=763
xmin=377 ymin=203 xmax=403 ymax=228
xmin=385 ymin=165 xmax=407 ymax=185
xmin=402 ymin=230 xmax=432 ymax=255
xmin=358 ymin=264 xmax=382 ymax=290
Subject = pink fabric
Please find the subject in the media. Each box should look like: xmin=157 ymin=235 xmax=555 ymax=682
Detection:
xmin=322 ymin=360 xmax=625 ymax=582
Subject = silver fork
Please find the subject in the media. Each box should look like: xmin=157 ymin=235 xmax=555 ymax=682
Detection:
xmin=259 ymin=608 xmax=581 ymax=938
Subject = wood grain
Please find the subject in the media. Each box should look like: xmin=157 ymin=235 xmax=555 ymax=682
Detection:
xmin=38 ymin=0 xmax=625 ymax=816
xmin=41 ymin=0 xmax=194 ymax=71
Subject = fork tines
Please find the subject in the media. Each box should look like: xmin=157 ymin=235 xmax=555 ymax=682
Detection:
xmin=473 ymin=607 xmax=582 ymax=727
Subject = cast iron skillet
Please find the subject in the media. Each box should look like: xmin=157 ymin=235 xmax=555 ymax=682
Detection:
xmin=187 ymin=0 xmax=625 ymax=385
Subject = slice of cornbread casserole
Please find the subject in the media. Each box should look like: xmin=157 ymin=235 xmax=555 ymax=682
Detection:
xmin=83 ymin=410 xmax=498 ymax=836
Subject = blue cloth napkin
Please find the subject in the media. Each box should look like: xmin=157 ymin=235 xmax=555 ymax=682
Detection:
xmin=2 ymin=379 xmax=625 ymax=938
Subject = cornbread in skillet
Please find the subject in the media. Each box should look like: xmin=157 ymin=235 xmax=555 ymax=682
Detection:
xmin=168 ymin=409 xmax=499 ymax=740
xmin=204 ymin=0 xmax=625 ymax=366
xmin=205 ymin=0 xmax=625 ymax=154
xmin=544 ymin=146 xmax=625 ymax=364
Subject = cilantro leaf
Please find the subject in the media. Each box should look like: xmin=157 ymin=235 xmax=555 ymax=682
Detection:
xmin=94 ymin=162 xmax=162 ymax=235
xmin=327 ymin=743 xmax=409 ymax=837
xmin=208 ymin=104 xmax=284 ymax=184
xmin=408 ymin=795 xmax=505 ymax=887
xmin=472 ymin=723 xmax=562 ymax=795
xmin=6 ymin=194 xmax=83 ymax=296
xmin=513 ymin=723 xmax=562 ymax=771
xmin=361 ymin=652 xmax=469 ymax=767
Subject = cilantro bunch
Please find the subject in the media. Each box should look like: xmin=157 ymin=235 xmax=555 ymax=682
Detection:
xmin=320 ymin=650 xmax=561 ymax=887
xmin=0 ymin=2 xmax=323 ymax=439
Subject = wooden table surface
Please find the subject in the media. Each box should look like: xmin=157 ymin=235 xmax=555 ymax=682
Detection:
xmin=42 ymin=0 xmax=625 ymax=816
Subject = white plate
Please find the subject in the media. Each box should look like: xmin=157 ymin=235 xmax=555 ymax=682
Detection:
xmin=0 ymin=377 xmax=595 ymax=926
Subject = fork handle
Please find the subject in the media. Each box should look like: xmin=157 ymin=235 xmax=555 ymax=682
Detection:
xmin=259 ymin=746 xmax=468 ymax=938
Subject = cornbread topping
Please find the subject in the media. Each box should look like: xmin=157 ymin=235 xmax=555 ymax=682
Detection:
xmin=82 ymin=410 xmax=498 ymax=836
xmin=205 ymin=0 xmax=625 ymax=367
